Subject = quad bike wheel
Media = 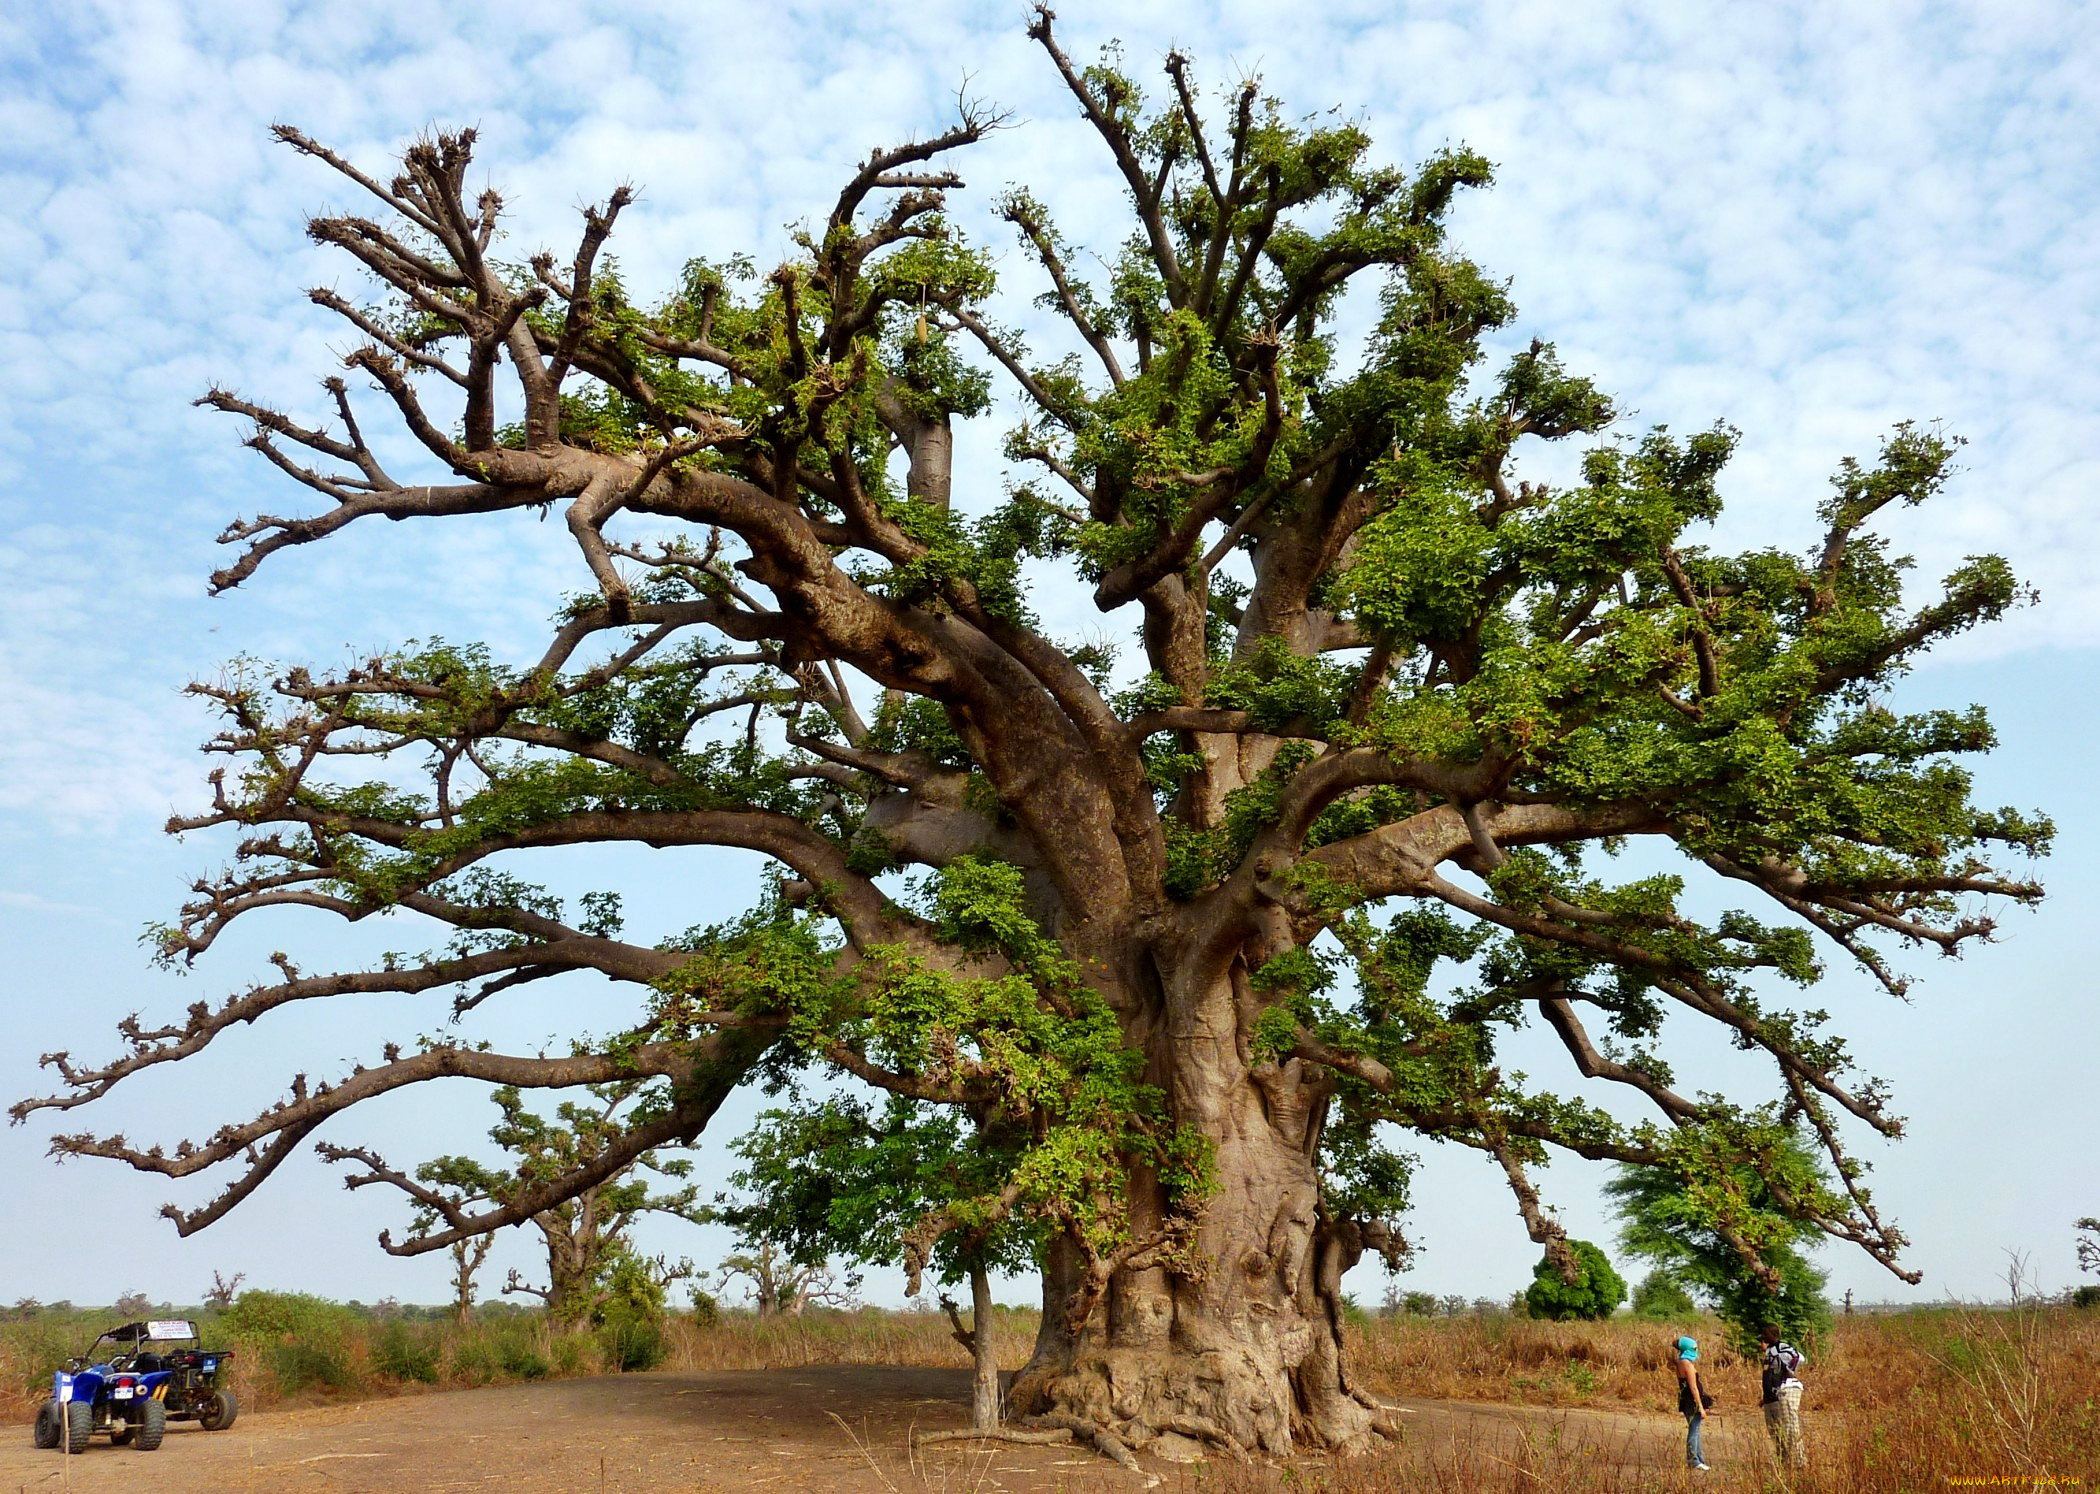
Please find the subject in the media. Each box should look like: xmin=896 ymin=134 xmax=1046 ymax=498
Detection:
xmin=32 ymin=1400 xmax=61 ymax=1449
xmin=134 ymin=1400 xmax=166 ymax=1451
xmin=198 ymin=1389 xmax=238 ymax=1432
xmin=65 ymin=1400 xmax=93 ymax=1454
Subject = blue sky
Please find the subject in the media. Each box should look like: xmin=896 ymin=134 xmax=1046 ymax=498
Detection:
xmin=1 ymin=0 xmax=2094 ymax=1311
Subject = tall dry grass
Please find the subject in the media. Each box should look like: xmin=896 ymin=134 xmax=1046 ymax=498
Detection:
xmin=658 ymin=1303 xmax=1039 ymax=1373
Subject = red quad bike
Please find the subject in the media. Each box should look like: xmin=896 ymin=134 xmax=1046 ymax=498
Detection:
xmin=30 ymin=1319 xmax=238 ymax=1453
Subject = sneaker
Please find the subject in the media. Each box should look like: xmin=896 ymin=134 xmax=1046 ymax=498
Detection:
xmin=1691 ymin=1464 xmax=1712 ymax=1472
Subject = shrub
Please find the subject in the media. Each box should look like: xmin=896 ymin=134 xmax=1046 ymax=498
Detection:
xmin=371 ymin=1322 xmax=441 ymax=1384
xmin=222 ymin=1290 xmax=354 ymax=1340
xmin=592 ymin=1249 xmax=669 ymax=1372
xmin=550 ymin=1331 xmax=596 ymax=1377
xmin=8 ymin=1322 xmax=77 ymax=1395
xmin=599 ymin=1318 xmax=666 ymax=1371
xmin=449 ymin=1334 xmax=497 ymax=1385
xmin=266 ymin=1338 xmax=356 ymax=1393
xmin=223 ymin=1290 xmax=360 ymax=1395
xmin=1525 ymin=1240 xmax=1628 ymax=1322
xmin=494 ymin=1331 xmax=550 ymax=1381
xmin=690 ymin=1289 xmax=721 ymax=1329
xmin=1630 ymin=1270 xmax=1698 ymax=1321
xmin=2071 ymin=1284 xmax=2100 ymax=1309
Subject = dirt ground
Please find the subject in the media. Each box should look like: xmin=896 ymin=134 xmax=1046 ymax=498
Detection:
xmin=1 ymin=1365 xmax=1765 ymax=1492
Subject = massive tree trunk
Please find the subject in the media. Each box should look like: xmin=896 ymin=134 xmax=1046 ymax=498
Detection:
xmin=1008 ymin=965 xmax=1378 ymax=1456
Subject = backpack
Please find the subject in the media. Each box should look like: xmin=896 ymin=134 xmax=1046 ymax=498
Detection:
xmin=1761 ymin=1342 xmax=1802 ymax=1402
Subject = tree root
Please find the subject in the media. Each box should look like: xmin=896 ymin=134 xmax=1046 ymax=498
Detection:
xmin=1039 ymin=1413 xmax=1146 ymax=1474
xmin=1158 ymin=1413 xmax=1246 ymax=1457
xmin=1353 ymin=1384 xmax=1417 ymax=1440
xmin=913 ymin=1426 xmax=1075 ymax=1449
xmin=917 ymin=1418 xmax=1159 ymax=1484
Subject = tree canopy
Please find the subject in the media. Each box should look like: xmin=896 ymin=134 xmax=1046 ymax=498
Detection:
xmin=15 ymin=6 xmax=2047 ymax=1455
xmin=1523 ymin=1238 xmax=1626 ymax=1321
xmin=1607 ymin=1138 xmax=1835 ymax=1350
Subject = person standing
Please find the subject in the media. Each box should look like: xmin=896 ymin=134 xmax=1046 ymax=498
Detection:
xmin=1673 ymin=1335 xmax=1713 ymax=1471
xmin=1759 ymin=1323 xmax=1807 ymax=1468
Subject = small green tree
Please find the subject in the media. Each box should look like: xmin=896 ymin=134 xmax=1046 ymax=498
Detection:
xmin=1607 ymin=1134 xmax=1835 ymax=1351
xmin=1629 ymin=1269 xmax=1698 ymax=1321
xmin=594 ymin=1245 xmax=679 ymax=1370
xmin=712 ymin=1091 xmax=1040 ymax=1430
xmin=1524 ymin=1238 xmax=1626 ymax=1320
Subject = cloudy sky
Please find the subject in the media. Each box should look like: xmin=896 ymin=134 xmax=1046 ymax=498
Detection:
xmin=2 ymin=0 xmax=2094 ymax=1313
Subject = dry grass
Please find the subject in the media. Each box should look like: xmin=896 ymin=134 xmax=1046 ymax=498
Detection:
xmin=1322 ymin=1306 xmax=2100 ymax=1490
xmin=659 ymin=1303 xmax=1039 ymax=1373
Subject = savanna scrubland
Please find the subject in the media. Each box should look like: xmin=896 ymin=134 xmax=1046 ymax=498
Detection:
xmin=7 ymin=1295 xmax=2094 ymax=1488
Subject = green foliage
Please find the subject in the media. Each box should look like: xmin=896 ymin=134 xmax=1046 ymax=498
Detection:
xmin=378 ymin=1084 xmax=706 ymax=1329
xmin=221 ymin=1290 xmax=357 ymax=1341
xmin=371 ymin=1322 xmax=442 ymax=1383
xmin=689 ymin=1289 xmax=721 ymax=1329
xmin=1524 ymin=1239 xmax=1628 ymax=1321
xmin=495 ymin=1331 xmax=552 ymax=1380
xmin=1608 ymin=1134 xmax=1836 ymax=1352
xmin=221 ymin=1291 xmax=362 ymax=1394
xmin=713 ymin=858 xmax=1214 ymax=1294
xmin=1630 ymin=1270 xmax=1700 ymax=1322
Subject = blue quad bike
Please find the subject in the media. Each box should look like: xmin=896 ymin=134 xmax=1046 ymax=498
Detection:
xmin=31 ymin=1319 xmax=238 ymax=1453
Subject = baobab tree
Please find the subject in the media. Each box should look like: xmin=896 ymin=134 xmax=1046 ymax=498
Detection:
xmin=17 ymin=9 xmax=2047 ymax=1457
xmin=319 ymin=1084 xmax=705 ymax=1326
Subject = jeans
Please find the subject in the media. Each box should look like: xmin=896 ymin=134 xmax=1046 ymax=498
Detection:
xmin=1684 ymin=1411 xmax=1705 ymax=1467
xmin=1764 ymin=1383 xmax=1806 ymax=1466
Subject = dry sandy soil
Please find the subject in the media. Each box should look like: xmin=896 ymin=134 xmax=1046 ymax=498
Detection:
xmin=1 ymin=1365 xmax=1763 ymax=1492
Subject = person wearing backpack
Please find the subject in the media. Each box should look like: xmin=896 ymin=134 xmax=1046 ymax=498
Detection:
xmin=1672 ymin=1336 xmax=1715 ymax=1471
xmin=1759 ymin=1323 xmax=1807 ymax=1467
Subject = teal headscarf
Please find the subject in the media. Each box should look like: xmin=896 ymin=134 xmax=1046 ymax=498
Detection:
xmin=1676 ymin=1336 xmax=1699 ymax=1361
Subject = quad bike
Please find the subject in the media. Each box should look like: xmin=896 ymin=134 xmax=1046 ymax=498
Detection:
xmin=30 ymin=1319 xmax=238 ymax=1452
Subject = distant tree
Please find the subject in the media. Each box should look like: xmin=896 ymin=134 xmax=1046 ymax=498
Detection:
xmin=113 ymin=1290 xmax=152 ymax=1317
xmin=321 ymin=1144 xmax=496 ymax=1324
xmin=1402 ymin=1291 xmax=1439 ymax=1317
xmin=711 ymin=1236 xmax=859 ymax=1318
xmin=1607 ymin=1137 xmax=1835 ymax=1351
xmin=321 ymin=1083 xmax=705 ymax=1325
xmin=1523 ymin=1239 xmax=1626 ymax=1321
xmin=1629 ymin=1269 xmax=1698 ymax=1321
xmin=203 ymin=1271 xmax=246 ymax=1310
xmin=2075 ymin=1218 xmax=2100 ymax=1308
